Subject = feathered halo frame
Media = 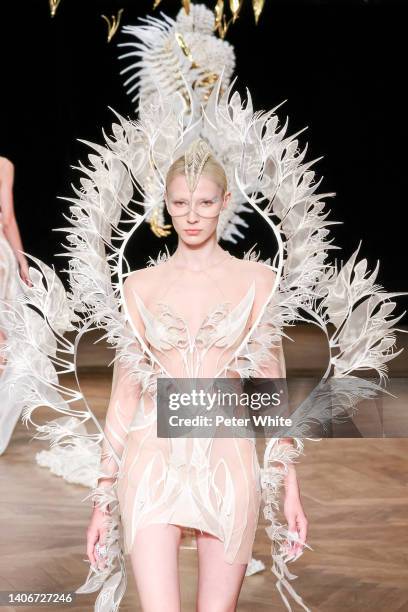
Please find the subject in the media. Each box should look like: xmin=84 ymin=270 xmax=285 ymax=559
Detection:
xmin=0 ymin=69 xmax=406 ymax=612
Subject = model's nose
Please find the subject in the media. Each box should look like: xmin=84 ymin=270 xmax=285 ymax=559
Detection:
xmin=186 ymin=208 xmax=200 ymax=223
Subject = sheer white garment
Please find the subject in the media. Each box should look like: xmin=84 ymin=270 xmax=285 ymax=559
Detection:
xmin=100 ymin=254 xmax=285 ymax=565
xmin=0 ymin=211 xmax=24 ymax=455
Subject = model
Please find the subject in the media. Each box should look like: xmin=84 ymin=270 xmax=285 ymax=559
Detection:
xmin=84 ymin=139 xmax=309 ymax=611
xmin=0 ymin=156 xmax=31 ymax=454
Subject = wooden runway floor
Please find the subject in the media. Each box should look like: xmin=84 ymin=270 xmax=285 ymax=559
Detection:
xmin=1 ymin=327 xmax=407 ymax=611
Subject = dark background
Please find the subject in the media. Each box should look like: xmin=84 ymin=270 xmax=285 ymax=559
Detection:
xmin=0 ymin=0 xmax=406 ymax=314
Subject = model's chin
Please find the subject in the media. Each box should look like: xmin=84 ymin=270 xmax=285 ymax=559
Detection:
xmin=182 ymin=235 xmax=204 ymax=244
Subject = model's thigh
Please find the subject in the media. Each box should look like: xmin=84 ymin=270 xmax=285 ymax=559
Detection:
xmin=130 ymin=523 xmax=182 ymax=612
xmin=196 ymin=531 xmax=247 ymax=612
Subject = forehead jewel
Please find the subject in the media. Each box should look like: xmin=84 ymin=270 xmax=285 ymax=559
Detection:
xmin=184 ymin=138 xmax=213 ymax=193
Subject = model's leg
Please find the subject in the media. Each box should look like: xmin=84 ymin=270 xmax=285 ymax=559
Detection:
xmin=130 ymin=523 xmax=182 ymax=612
xmin=196 ymin=531 xmax=247 ymax=612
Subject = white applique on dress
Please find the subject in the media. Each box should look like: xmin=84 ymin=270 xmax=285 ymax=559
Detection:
xmin=130 ymin=279 xmax=256 ymax=376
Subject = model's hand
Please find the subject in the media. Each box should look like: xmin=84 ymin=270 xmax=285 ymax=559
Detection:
xmin=283 ymin=489 xmax=308 ymax=559
xmin=86 ymin=507 xmax=109 ymax=570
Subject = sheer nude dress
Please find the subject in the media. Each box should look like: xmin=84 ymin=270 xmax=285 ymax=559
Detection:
xmin=99 ymin=253 xmax=285 ymax=566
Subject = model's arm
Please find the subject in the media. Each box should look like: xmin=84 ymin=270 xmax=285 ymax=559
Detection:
xmin=87 ymin=274 xmax=145 ymax=568
xmin=251 ymin=266 xmax=308 ymax=556
xmin=0 ymin=157 xmax=31 ymax=285
xmin=95 ymin=332 xmax=142 ymax=493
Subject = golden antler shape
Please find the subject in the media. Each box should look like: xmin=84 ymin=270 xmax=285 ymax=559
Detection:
xmin=101 ymin=9 xmax=124 ymax=43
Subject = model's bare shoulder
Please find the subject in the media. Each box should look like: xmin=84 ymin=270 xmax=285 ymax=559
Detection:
xmin=233 ymin=257 xmax=277 ymax=288
xmin=253 ymin=261 xmax=277 ymax=288
xmin=123 ymin=263 xmax=168 ymax=301
xmin=124 ymin=267 xmax=153 ymax=294
xmin=0 ymin=157 xmax=14 ymax=175
xmin=121 ymin=268 xmax=158 ymax=335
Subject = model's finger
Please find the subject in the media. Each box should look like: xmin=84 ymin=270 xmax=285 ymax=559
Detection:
xmin=286 ymin=521 xmax=298 ymax=555
xmin=292 ymin=516 xmax=307 ymax=555
xmin=287 ymin=519 xmax=297 ymax=536
xmin=87 ymin=529 xmax=99 ymax=566
xmin=298 ymin=516 xmax=308 ymax=548
xmin=96 ymin=529 xmax=107 ymax=570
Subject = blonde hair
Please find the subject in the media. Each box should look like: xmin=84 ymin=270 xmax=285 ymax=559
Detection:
xmin=165 ymin=151 xmax=228 ymax=194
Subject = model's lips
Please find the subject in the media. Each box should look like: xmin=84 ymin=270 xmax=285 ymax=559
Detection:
xmin=185 ymin=229 xmax=202 ymax=234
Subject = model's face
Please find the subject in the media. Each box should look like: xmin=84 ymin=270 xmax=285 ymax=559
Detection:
xmin=165 ymin=174 xmax=231 ymax=244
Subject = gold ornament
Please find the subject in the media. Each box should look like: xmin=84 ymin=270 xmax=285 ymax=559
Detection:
xmin=229 ymin=0 xmax=243 ymax=23
xmin=152 ymin=1 xmax=267 ymax=35
xmin=214 ymin=0 xmax=226 ymax=38
xmin=193 ymin=71 xmax=220 ymax=103
xmin=182 ymin=0 xmax=191 ymax=14
xmin=101 ymin=9 xmax=124 ymax=43
xmin=252 ymin=0 xmax=266 ymax=24
xmin=175 ymin=32 xmax=194 ymax=63
xmin=174 ymin=33 xmax=224 ymax=104
xmin=49 ymin=0 xmax=62 ymax=17
xmin=149 ymin=208 xmax=172 ymax=238
xmin=214 ymin=0 xmax=238 ymax=39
